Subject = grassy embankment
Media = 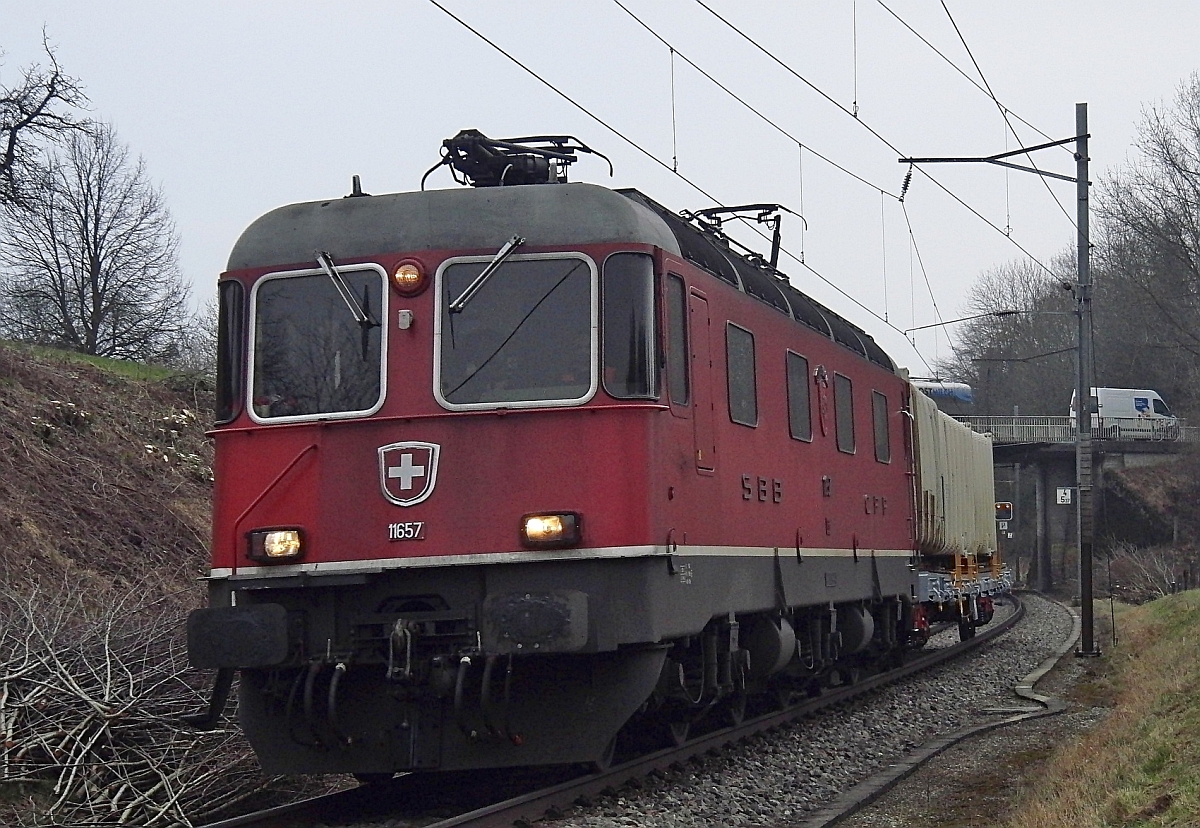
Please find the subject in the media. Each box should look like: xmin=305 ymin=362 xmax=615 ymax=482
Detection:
xmin=1010 ymin=592 xmax=1200 ymax=827
xmin=1 ymin=339 xmax=178 ymax=381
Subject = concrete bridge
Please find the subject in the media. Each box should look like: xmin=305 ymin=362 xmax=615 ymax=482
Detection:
xmin=953 ymin=415 xmax=1193 ymax=594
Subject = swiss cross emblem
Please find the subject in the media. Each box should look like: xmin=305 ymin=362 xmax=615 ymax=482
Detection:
xmin=378 ymin=442 xmax=440 ymax=507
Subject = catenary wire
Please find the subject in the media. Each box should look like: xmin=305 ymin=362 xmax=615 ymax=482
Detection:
xmin=902 ymin=200 xmax=968 ymax=369
xmin=874 ymin=0 xmax=1069 ymax=153
xmin=852 ymin=0 xmax=860 ymax=117
xmin=669 ymin=46 xmax=678 ymax=172
xmin=798 ymin=144 xmax=806 ymax=261
xmin=881 ymin=189 xmax=888 ymax=322
xmin=611 ymin=0 xmax=900 ymax=198
xmin=692 ymin=0 xmax=1057 ymax=276
xmin=426 ymin=0 xmax=929 ymax=365
xmin=939 ymin=1 xmax=1078 ymax=231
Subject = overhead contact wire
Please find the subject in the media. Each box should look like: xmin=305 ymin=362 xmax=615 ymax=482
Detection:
xmin=902 ymin=201 xmax=968 ymax=368
xmin=797 ymin=144 xmax=806 ymax=262
xmin=939 ymin=1 xmax=1077 ymax=231
xmin=670 ymin=46 xmax=679 ymax=173
xmin=881 ymin=190 xmax=888 ymax=323
xmin=692 ymin=0 xmax=1057 ymax=276
xmin=427 ymin=0 xmax=931 ymax=368
xmin=874 ymin=0 xmax=1067 ymax=152
xmin=852 ymin=0 xmax=860 ymax=118
xmin=611 ymin=0 xmax=900 ymax=198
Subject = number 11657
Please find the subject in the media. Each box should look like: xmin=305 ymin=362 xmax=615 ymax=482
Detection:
xmin=388 ymin=522 xmax=425 ymax=541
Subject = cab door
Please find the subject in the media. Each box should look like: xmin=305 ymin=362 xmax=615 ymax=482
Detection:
xmin=689 ymin=291 xmax=716 ymax=472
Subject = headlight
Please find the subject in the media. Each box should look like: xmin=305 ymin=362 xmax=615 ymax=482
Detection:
xmin=520 ymin=512 xmax=582 ymax=549
xmin=248 ymin=529 xmax=305 ymax=562
xmin=391 ymin=260 xmax=427 ymax=296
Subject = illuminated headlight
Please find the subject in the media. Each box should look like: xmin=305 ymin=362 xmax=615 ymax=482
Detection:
xmin=248 ymin=529 xmax=305 ymax=562
xmin=520 ymin=512 xmax=582 ymax=549
xmin=391 ymin=260 xmax=427 ymax=296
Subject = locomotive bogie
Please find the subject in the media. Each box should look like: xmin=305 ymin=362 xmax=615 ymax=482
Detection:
xmin=200 ymin=550 xmax=921 ymax=771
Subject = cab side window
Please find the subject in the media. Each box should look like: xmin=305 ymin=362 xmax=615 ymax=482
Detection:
xmin=834 ymin=372 xmax=855 ymax=453
xmin=872 ymin=390 xmax=890 ymax=463
xmin=666 ymin=275 xmax=690 ymax=406
xmin=216 ymin=280 xmax=245 ymax=424
xmin=602 ymin=253 xmax=657 ymax=399
xmin=726 ymin=323 xmax=757 ymax=427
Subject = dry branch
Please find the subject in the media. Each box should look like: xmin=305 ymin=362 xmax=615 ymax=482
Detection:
xmin=0 ymin=583 xmax=277 ymax=827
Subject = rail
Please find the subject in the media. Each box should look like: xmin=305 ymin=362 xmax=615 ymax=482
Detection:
xmin=954 ymin=415 xmax=1199 ymax=445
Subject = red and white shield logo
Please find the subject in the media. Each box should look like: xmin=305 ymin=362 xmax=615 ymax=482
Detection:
xmin=378 ymin=442 xmax=440 ymax=507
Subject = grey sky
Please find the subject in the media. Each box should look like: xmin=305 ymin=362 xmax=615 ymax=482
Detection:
xmin=3 ymin=1 xmax=1197 ymax=372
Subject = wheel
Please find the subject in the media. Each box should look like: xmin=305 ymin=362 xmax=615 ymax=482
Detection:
xmin=957 ymin=619 xmax=976 ymax=642
xmin=353 ymin=773 xmax=396 ymax=785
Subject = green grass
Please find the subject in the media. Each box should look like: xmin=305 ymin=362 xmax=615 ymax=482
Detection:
xmin=1008 ymin=592 xmax=1200 ymax=827
xmin=1 ymin=340 xmax=178 ymax=381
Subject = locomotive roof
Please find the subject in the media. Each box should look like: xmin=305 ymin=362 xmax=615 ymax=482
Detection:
xmin=227 ymin=183 xmax=681 ymax=271
xmin=228 ymin=181 xmax=893 ymax=373
xmin=620 ymin=190 xmax=895 ymax=373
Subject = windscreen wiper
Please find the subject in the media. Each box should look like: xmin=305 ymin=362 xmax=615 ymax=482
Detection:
xmin=316 ymin=250 xmax=380 ymax=328
xmin=448 ymin=235 xmax=525 ymax=314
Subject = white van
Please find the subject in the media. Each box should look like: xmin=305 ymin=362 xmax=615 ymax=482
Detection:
xmin=1069 ymin=387 xmax=1179 ymax=439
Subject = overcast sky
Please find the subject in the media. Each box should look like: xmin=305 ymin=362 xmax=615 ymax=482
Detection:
xmin=3 ymin=1 xmax=1197 ymax=373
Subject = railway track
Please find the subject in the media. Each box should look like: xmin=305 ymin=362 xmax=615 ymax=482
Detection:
xmin=200 ymin=596 xmax=1025 ymax=828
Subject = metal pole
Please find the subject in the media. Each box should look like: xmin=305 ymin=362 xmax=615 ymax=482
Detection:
xmin=1035 ymin=463 xmax=1048 ymax=591
xmin=1075 ymin=102 xmax=1098 ymax=655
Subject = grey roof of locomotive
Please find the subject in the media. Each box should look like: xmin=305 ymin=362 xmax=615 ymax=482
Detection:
xmin=227 ymin=180 xmax=893 ymax=373
xmin=227 ymin=182 xmax=681 ymax=271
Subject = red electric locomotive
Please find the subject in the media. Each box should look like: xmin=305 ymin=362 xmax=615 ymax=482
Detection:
xmin=187 ymin=131 xmax=1008 ymax=775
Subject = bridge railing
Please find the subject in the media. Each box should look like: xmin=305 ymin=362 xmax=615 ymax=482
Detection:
xmin=954 ymin=415 xmax=1197 ymax=445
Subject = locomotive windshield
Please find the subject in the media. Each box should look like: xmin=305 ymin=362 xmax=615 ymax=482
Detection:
xmin=437 ymin=254 xmax=596 ymax=408
xmin=250 ymin=266 xmax=385 ymax=420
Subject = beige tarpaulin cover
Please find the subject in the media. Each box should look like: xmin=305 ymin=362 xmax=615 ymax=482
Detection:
xmin=910 ymin=385 xmax=997 ymax=556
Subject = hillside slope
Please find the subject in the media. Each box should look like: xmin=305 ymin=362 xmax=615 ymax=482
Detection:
xmin=1101 ymin=452 xmax=1200 ymax=600
xmin=0 ymin=343 xmax=298 ymax=826
xmin=0 ymin=342 xmax=212 ymax=594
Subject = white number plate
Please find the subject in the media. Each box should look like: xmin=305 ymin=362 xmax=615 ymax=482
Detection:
xmin=388 ymin=522 xmax=426 ymax=541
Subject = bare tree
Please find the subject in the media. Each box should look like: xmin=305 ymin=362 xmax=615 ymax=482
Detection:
xmin=167 ymin=295 xmax=218 ymax=377
xmin=937 ymin=253 xmax=1076 ymax=415
xmin=1097 ymin=73 xmax=1200 ymax=415
xmin=1104 ymin=541 xmax=1183 ymax=602
xmin=0 ymin=123 xmax=191 ymax=360
xmin=0 ymin=36 xmax=88 ymax=206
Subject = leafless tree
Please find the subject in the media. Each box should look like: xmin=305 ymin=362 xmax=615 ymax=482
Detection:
xmin=0 ymin=36 xmax=89 ymax=206
xmin=946 ymin=75 xmax=1200 ymax=419
xmin=1104 ymin=541 xmax=1184 ymax=602
xmin=167 ymin=296 xmax=218 ymax=377
xmin=0 ymin=123 xmax=191 ymax=360
xmin=937 ymin=253 xmax=1076 ymax=415
xmin=1097 ymin=73 xmax=1200 ymax=415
